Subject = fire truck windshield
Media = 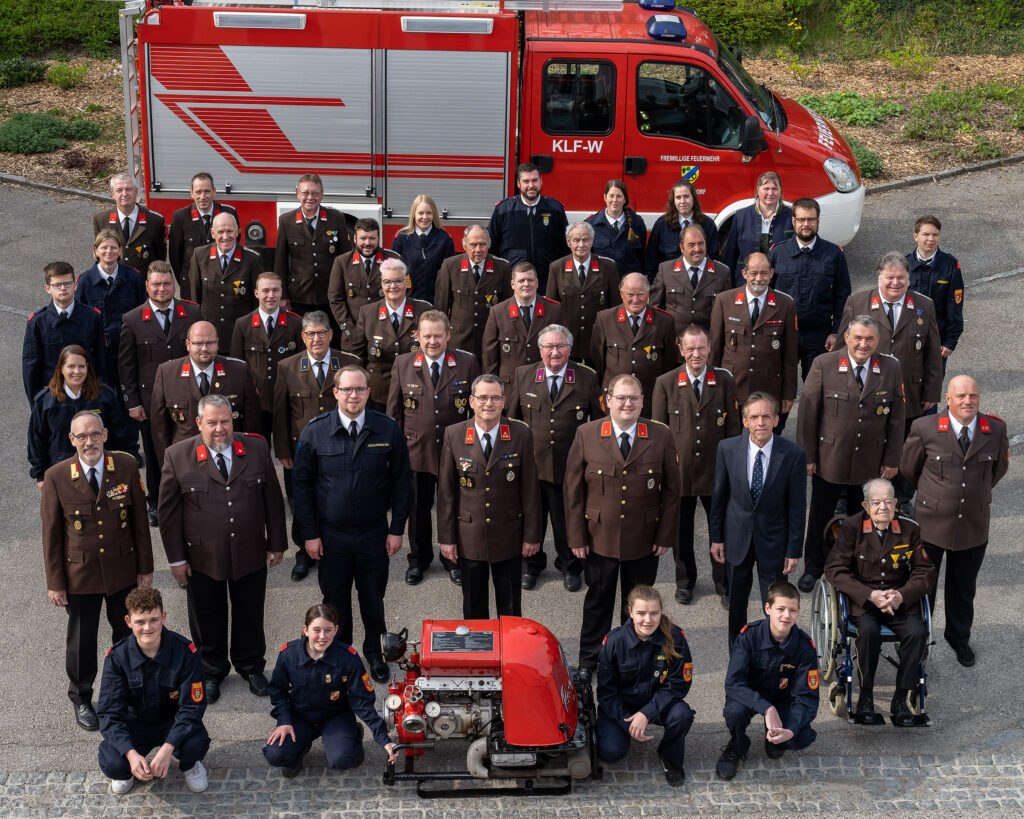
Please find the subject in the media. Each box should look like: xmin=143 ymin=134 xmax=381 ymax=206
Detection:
xmin=716 ymin=41 xmax=777 ymax=130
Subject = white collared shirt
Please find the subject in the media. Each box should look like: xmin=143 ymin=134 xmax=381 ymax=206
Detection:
xmin=747 ymin=435 xmax=774 ymax=486
xmin=517 ymin=300 xmax=537 ymax=314
xmin=796 ymin=237 xmax=817 ymax=253
xmin=97 ymin=265 xmax=118 ymax=284
xmin=192 ymin=361 xmax=215 ymax=389
xmin=219 ymin=244 xmax=236 ymax=268
xmin=948 ymin=413 xmax=978 ymax=441
xmin=338 ymin=409 xmax=366 ymax=436
xmin=573 ymin=256 xmax=592 ymax=275
xmin=687 ymin=366 xmax=706 ymax=393
xmin=388 ymin=299 xmax=407 ymax=325
xmin=915 ymin=249 xmax=936 ymax=264
xmin=209 ymin=443 xmax=232 ymax=473
xmin=545 ymin=365 xmax=568 ymax=396
xmin=475 ymin=421 xmax=500 ymax=457
xmin=150 ymin=299 xmax=175 ymax=331
xmin=64 ymin=384 xmax=83 ymax=400
xmin=677 ymin=213 xmax=695 ymax=229
xmin=882 ymin=294 xmax=906 ymax=327
xmin=117 ymin=205 xmax=140 ymax=233
xmin=611 ymin=419 xmax=638 ymax=448
xmin=746 ymin=288 xmax=762 ymax=318
xmin=606 ymin=210 xmax=623 ymax=231
xmin=303 ymin=211 xmax=318 ymax=230
xmin=415 ymin=226 xmax=431 ymax=237
xmin=53 ymin=301 xmax=75 ymax=317
xmin=521 ymin=195 xmax=540 ymax=210
xmin=79 ymin=456 xmax=104 ymax=487
xmin=258 ymin=308 xmax=280 ymax=327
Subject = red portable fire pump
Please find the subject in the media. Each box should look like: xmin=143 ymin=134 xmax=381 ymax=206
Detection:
xmin=380 ymin=617 xmax=600 ymax=796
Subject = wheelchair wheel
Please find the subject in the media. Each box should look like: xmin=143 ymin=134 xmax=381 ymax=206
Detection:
xmin=823 ymin=514 xmax=847 ymax=553
xmin=810 ymin=579 xmax=839 ymax=682
xmin=828 ymin=682 xmax=846 ymax=717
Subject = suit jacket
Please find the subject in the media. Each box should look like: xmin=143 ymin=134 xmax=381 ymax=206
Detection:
xmin=92 ymin=206 xmax=166 ymax=275
xmin=118 ymin=299 xmax=201 ymax=412
xmin=481 ymin=297 xmax=562 ymax=387
xmin=350 ymin=298 xmax=432 ymax=406
xmin=436 ymin=418 xmax=542 ymax=563
xmin=150 ymin=355 xmax=261 ymax=464
xmin=187 ymin=243 xmax=262 ymax=348
xmin=274 ymin=207 xmax=351 ymax=304
xmin=652 ymin=366 xmax=742 ymax=497
xmin=229 ymin=309 xmax=304 ymax=413
xmin=709 ymin=287 xmax=799 ymax=403
xmin=434 ymin=253 xmax=513 ymax=357
xmin=546 ymin=254 xmax=621 ymax=361
xmin=40 ymin=452 xmax=153 ymax=595
xmin=327 ymin=248 xmax=401 ymax=351
xmin=837 ymin=289 xmax=943 ymax=417
xmin=710 ymin=434 xmax=807 ymax=571
xmin=158 ymin=432 xmax=286 ymax=581
xmin=167 ymin=202 xmax=238 ymax=296
xmin=589 ymin=305 xmax=679 ymax=416
xmin=796 ymin=350 xmax=905 ymax=485
xmin=825 ymin=512 xmax=935 ymax=617
xmin=386 ymin=349 xmax=480 ymax=475
xmin=900 ymin=412 xmax=1009 ymax=550
xmin=272 ymin=349 xmax=355 ymax=461
xmin=651 ymin=258 xmax=732 ymax=334
xmin=507 ymin=362 xmax=604 ymax=484
xmin=564 ymin=418 xmax=681 ymax=560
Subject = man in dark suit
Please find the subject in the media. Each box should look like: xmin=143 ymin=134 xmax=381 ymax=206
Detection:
xmin=167 ymin=172 xmax=237 ymax=298
xmin=711 ymin=392 xmax=807 ymax=648
xmin=92 ymin=173 xmax=165 ymax=276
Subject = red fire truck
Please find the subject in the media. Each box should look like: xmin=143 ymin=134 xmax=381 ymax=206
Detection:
xmin=116 ymin=0 xmax=864 ymax=258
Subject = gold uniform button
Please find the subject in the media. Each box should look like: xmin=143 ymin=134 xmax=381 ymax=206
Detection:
xmin=99 ymin=548 xmax=104 ymax=553
xmin=485 ymin=517 xmax=491 ymax=524
xmin=485 ymin=503 xmax=490 ymax=508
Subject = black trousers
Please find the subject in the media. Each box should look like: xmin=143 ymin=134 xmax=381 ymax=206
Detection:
xmin=850 ymin=608 xmax=929 ymax=690
xmin=727 ymin=547 xmax=786 ymax=650
xmin=65 ymin=584 xmax=133 ymax=705
xmin=803 ymin=476 xmax=864 ymax=578
xmin=578 ymin=551 xmax=659 ymax=669
xmin=675 ymin=494 xmax=726 ymax=592
xmin=892 ymin=416 xmax=921 ymax=501
xmin=186 ymin=565 xmax=267 ymax=681
xmin=140 ymin=419 xmax=160 ymax=509
xmin=926 ymin=540 xmax=987 ymax=647
xmin=318 ymin=526 xmax=389 ymax=662
xmin=723 ymin=698 xmax=816 ymax=757
xmin=408 ymin=471 xmax=456 ymax=572
xmin=524 ymin=480 xmax=581 ymax=577
xmin=100 ymin=723 xmax=209 ymax=779
xmin=460 ymin=555 xmax=522 ymax=619
xmin=797 ymin=332 xmax=829 ymax=382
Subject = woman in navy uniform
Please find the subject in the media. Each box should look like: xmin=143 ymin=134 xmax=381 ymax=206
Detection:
xmin=29 ymin=345 xmax=137 ymax=485
xmin=586 ymin=179 xmax=647 ymax=278
xmin=721 ymin=172 xmax=794 ymax=284
xmin=391 ymin=195 xmax=455 ymax=303
xmin=264 ymin=604 xmax=398 ymax=777
xmin=645 ymin=181 xmax=720 ymax=276
xmin=596 ymin=585 xmax=694 ymax=787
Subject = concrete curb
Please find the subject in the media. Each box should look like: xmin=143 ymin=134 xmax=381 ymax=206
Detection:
xmin=865 ymin=152 xmax=1024 ymax=195
xmin=0 ymin=172 xmax=109 ymax=202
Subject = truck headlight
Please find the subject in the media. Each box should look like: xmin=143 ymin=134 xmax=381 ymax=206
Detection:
xmin=824 ymin=158 xmax=859 ymax=193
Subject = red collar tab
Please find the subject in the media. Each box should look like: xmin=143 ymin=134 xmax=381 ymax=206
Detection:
xmin=564 ymin=260 xmax=574 ymax=272
xmin=905 ymin=295 xmax=915 ymax=309
xmin=214 ymin=362 xmax=226 ymax=377
xmin=644 ymin=309 xmax=653 ymax=323
xmin=616 ymin=309 xmax=627 ymax=323
xmin=138 ymin=211 xmax=147 ymax=225
xmin=499 ymin=424 xmax=511 ymax=441
xmin=251 ymin=313 xmax=261 ymax=327
xmin=107 ymin=212 xmax=118 ymax=224
xmin=413 ymin=354 xmax=424 ymax=368
xmin=294 ymin=211 xmax=304 ymax=223
xmin=871 ymin=359 xmax=881 ymax=374
xmin=180 ymin=361 xmax=192 ymax=377
xmin=446 ymin=354 xmax=456 ymax=368
xmin=862 ymin=518 xmax=872 ymax=533
xmin=535 ymin=301 xmax=545 ymax=317
xmin=209 ymin=246 xmax=218 ymax=259
xmin=734 ymin=292 xmax=745 ymax=305
xmin=509 ymin=302 xmax=520 ymax=318
xmin=233 ymin=440 xmax=246 ymax=456
xmin=374 ymin=252 xmax=383 ymax=263
xmin=706 ymin=370 xmax=717 ymax=385
xmin=233 ymin=248 xmax=242 ymax=262
xmin=318 ymin=208 xmax=327 ymax=221
xmin=465 ymin=427 xmax=475 ymax=445
xmin=678 ymin=372 xmax=688 ymax=387
xmin=378 ymin=306 xmax=388 ymax=321
xmin=674 ymin=260 xmax=683 ymax=272
xmin=196 ymin=444 xmax=208 ymax=462
xmin=591 ymin=258 xmax=599 ymax=271
xmin=535 ymin=368 xmax=545 ymax=383
xmin=838 ymin=358 xmax=849 ymax=373
xmin=600 ymin=421 xmax=612 ymax=437
xmin=891 ymin=519 xmax=901 ymax=534
xmin=637 ymin=423 xmax=648 ymax=438
xmin=175 ymin=304 xmax=188 ymax=318
xmin=766 ymin=293 xmax=776 ymax=307
xmin=404 ymin=304 xmax=414 ymax=319
xmin=142 ymin=307 xmax=152 ymax=321
xmin=938 ymin=416 xmax=950 ymax=432
xmin=978 ymin=416 xmax=991 ymax=434
xmin=279 ymin=312 xmax=288 ymax=326
xmin=461 ymin=259 xmax=469 ymax=272
xmin=190 ymin=208 xmax=199 ymax=221
xmin=871 ymin=296 xmax=880 ymax=309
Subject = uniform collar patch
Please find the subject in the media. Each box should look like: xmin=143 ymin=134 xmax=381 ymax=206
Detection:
xmin=233 ymin=440 xmax=246 ymax=456
xmin=196 ymin=444 xmax=208 ymax=462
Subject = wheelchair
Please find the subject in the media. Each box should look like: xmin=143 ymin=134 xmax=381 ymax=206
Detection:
xmin=809 ymin=516 xmax=933 ymax=727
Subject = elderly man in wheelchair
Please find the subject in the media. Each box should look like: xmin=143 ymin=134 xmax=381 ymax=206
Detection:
xmin=819 ymin=478 xmax=936 ymax=727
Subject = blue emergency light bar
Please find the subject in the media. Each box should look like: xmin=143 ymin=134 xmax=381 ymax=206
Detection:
xmin=646 ymin=13 xmax=687 ymax=40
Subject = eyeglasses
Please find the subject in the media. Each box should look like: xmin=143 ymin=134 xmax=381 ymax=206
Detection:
xmin=610 ymin=395 xmax=642 ymax=403
xmin=867 ymin=499 xmax=897 ymax=508
xmin=71 ymin=431 xmax=104 ymax=442
xmin=621 ymin=291 xmax=647 ymax=298
xmin=793 ymin=217 xmax=818 ymax=224
xmin=380 ymin=279 xmax=406 ymax=287
xmin=188 ymin=340 xmax=217 ymax=348
xmin=335 ymin=386 xmax=369 ymax=395
xmin=303 ymin=329 xmax=330 ymax=339
xmin=539 ymin=343 xmax=569 ymax=351
xmin=48 ymin=280 xmax=75 ymax=289
xmin=472 ymin=395 xmax=503 ymax=404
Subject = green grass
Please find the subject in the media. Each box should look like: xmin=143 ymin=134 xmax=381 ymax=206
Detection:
xmin=797 ymin=92 xmax=904 ymax=126
xmin=903 ymin=81 xmax=1024 ymax=141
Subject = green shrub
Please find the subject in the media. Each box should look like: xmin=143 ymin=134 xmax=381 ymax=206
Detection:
xmin=0 ymin=112 xmax=101 ymax=154
xmin=691 ymin=0 xmax=791 ymax=48
xmin=966 ymin=138 xmax=1003 ymax=159
xmin=46 ymin=63 xmax=88 ymax=90
xmin=880 ymin=40 xmax=937 ymax=78
xmin=844 ymin=135 xmax=882 ymax=178
xmin=835 ymin=0 xmax=880 ymax=36
xmin=64 ymin=117 xmax=101 ymax=140
xmin=0 ymin=56 xmax=46 ymax=88
xmin=0 ymin=0 xmax=119 ymax=58
xmin=797 ymin=92 xmax=904 ymax=126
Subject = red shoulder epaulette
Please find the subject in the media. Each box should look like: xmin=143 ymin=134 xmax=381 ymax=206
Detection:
xmin=347 ymin=645 xmax=358 ymax=655
xmin=280 ymin=643 xmax=288 ymax=652
xmin=105 ymin=646 xmax=112 ymax=656
xmin=93 ymin=307 xmax=102 ymax=314
xmin=244 ymin=432 xmax=266 ymax=439
xmin=740 ymin=624 xmax=748 ymax=634
xmin=188 ymin=642 xmax=197 ymax=653
xmin=602 ymin=635 xmax=608 ymax=645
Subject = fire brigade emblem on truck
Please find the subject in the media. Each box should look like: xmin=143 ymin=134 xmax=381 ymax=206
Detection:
xmin=679 ymin=165 xmax=699 ymax=183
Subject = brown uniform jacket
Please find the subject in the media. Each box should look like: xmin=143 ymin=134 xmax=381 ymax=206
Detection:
xmin=651 ymin=258 xmax=732 ymax=334
xmin=158 ymin=432 xmax=286 ymax=581
xmin=150 ymin=355 xmax=261 ymax=464
xmin=837 ymin=289 xmax=943 ymax=418
xmin=589 ymin=305 xmax=679 ymax=416
xmin=709 ymin=287 xmax=799 ymax=403
xmin=434 ymin=253 xmax=513 ymax=357
xmin=546 ymin=254 xmax=621 ymax=361
xmin=327 ymin=248 xmax=401 ymax=351
xmin=797 ymin=350 xmax=906 ymax=485
xmin=436 ymin=418 xmax=542 ymax=563
xmin=92 ymin=206 xmax=166 ymax=276
xmin=229 ymin=309 xmax=304 ymax=413
xmin=187 ymin=243 xmax=262 ymax=348
xmin=564 ymin=418 xmax=681 ymax=559
xmin=482 ymin=297 xmax=562 ymax=387
xmin=652 ymin=366 xmax=742 ymax=497
xmin=350 ymin=298 xmax=431 ymax=406
xmin=118 ymin=299 xmax=200 ymax=412
xmin=507 ymin=362 xmax=604 ymax=484
xmin=900 ymin=412 xmax=1009 ymax=550
xmin=167 ymin=203 xmax=238 ymax=297
xmin=41 ymin=452 xmax=153 ymax=595
xmin=274 ymin=207 xmax=351 ymax=304
xmin=386 ymin=349 xmax=480 ymax=475
xmin=825 ymin=513 xmax=935 ymax=617
xmin=272 ymin=349 xmax=355 ymax=461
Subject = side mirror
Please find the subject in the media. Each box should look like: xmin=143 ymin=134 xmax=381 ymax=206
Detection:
xmin=741 ymin=115 xmax=766 ymax=156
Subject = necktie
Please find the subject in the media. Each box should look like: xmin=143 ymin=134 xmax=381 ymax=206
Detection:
xmin=751 ymin=450 xmax=764 ymax=503
xmin=855 ymin=365 xmax=864 ymax=389
xmin=615 ymin=218 xmax=622 ymax=232
xmin=689 ymin=266 xmax=699 ymax=289
xmin=158 ymin=308 xmax=171 ymax=336
xmin=266 ymin=315 xmax=275 ymax=336
xmin=693 ymin=378 xmax=701 ymax=401
xmin=220 ymin=255 xmax=228 ymax=271
xmin=801 ymin=246 xmax=811 ymax=255
xmin=202 ymin=214 xmax=212 ymax=233
xmin=198 ymin=371 xmax=210 ymax=396
xmin=482 ymin=432 xmax=493 ymax=461
xmin=522 ymin=304 xmax=532 ymax=330
xmin=619 ymin=432 xmax=631 ymax=459
xmin=750 ymin=297 xmax=760 ymax=325
xmin=307 ymin=219 xmax=316 ymax=237
xmin=631 ymin=314 xmax=640 ymax=335
xmin=213 ymin=453 xmax=228 ymax=480
xmin=391 ymin=312 xmax=401 ymax=335
xmin=315 ymin=361 xmax=325 ymax=388
xmin=528 ymin=207 xmax=535 ymax=222
xmin=578 ymin=265 xmax=587 ymax=286
xmin=885 ymin=302 xmax=896 ymax=329
xmin=365 ymin=257 xmax=373 ymax=275
xmin=103 ymin=275 xmax=113 ymax=289
xmin=88 ymin=467 xmax=99 ymax=496
xmin=550 ymin=375 xmax=559 ymax=401
xmin=681 ymin=219 xmax=689 ymax=231
xmin=122 ymin=216 xmax=131 ymax=241
xmin=958 ymin=426 xmax=970 ymax=454
xmin=349 ymin=421 xmax=358 ymax=441
xmin=59 ymin=310 xmax=69 ymax=321
xmin=473 ymin=264 xmax=481 ymax=282
xmin=430 ymin=361 xmax=440 ymax=387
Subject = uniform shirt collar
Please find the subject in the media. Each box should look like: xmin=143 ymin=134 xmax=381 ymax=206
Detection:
xmin=424 ymin=352 xmax=444 ymax=368
xmin=415 ymin=226 xmax=431 ymax=237
xmin=258 ymin=307 xmax=280 ymax=325
xmin=191 ymin=360 xmax=215 ymax=379
xmin=219 ymin=244 xmax=237 ymax=261
xmin=915 ymin=249 xmax=936 ymax=264
xmin=520 ymin=195 xmax=540 ymax=208
xmin=677 ymin=212 xmax=695 ymax=228
xmin=126 ymin=629 xmax=173 ymax=668
xmin=79 ymin=455 xmax=104 ymax=479
xmin=97 ymin=266 xmax=117 ymax=284
xmin=53 ymin=300 xmax=75 ymax=316
xmin=686 ymin=365 xmax=707 ymax=383
xmin=883 ymin=293 xmax=907 ymax=308
xmin=624 ymin=619 xmax=666 ymax=646
xmin=149 ymin=298 xmax=175 ymax=313
xmin=475 ymin=420 xmax=501 ymax=443
xmin=516 ymin=299 xmax=536 ymax=311
xmin=388 ymin=299 xmax=407 ymax=320
xmin=796 ymin=236 xmax=817 ymax=252
xmin=545 ymin=364 xmax=568 ymax=381
xmin=300 ymin=637 xmax=343 ymax=667
xmin=338 ymin=409 xmax=366 ymax=434
xmin=605 ymin=210 xmax=623 ymax=227
xmin=572 ymin=255 xmax=591 ymax=271
xmin=948 ymin=413 xmax=977 ymax=438
xmin=745 ymin=288 xmax=762 ymax=308
xmin=117 ymin=204 xmax=140 ymax=222
xmin=611 ymin=419 xmax=638 ymax=443
xmin=208 ymin=441 xmax=232 ymax=472
xmin=65 ymin=384 xmax=83 ymax=400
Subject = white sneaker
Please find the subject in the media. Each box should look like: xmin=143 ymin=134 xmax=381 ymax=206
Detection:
xmin=184 ymin=760 xmax=209 ymax=793
xmin=110 ymin=777 xmax=134 ymax=795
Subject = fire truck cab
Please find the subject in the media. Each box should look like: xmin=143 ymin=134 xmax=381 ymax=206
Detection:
xmin=118 ymin=0 xmax=863 ymax=257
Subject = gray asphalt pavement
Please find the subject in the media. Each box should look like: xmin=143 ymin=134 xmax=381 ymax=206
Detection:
xmin=1 ymin=171 xmax=1022 ymax=815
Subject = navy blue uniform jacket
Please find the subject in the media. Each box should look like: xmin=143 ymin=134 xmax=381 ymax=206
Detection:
xmin=76 ymin=263 xmax=147 ymax=361
xmin=722 ymin=204 xmax=794 ymax=284
xmin=487 ymin=195 xmax=568 ymax=290
xmin=391 ymin=227 xmax=455 ymax=303
xmin=586 ymin=208 xmax=647 ymax=278
xmin=22 ymin=301 xmax=106 ymax=403
xmin=769 ymin=238 xmax=850 ymax=336
xmin=645 ymin=214 xmax=720 ymax=276
xmin=905 ymin=248 xmax=964 ymax=351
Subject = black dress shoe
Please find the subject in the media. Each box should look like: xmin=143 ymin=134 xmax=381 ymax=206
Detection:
xmin=890 ymin=689 xmax=915 ymax=727
xmin=204 ymin=678 xmax=221 ymax=704
xmin=659 ymin=755 xmax=685 ymax=787
xmin=370 ymin=659 xmax=390 ymax=683
xmin=720 ymin=593 xmax=730 ymax=611
xmin=246 ymin=671 xmax=269 ymax=697
xmin=282 ymin=762 xmax=303 ymax=779
xmin=764 ymin=738 xmax=785 ymax=759
xmin=715 ymin=741 xmax=743 ymax=780
xmin=576 ymin=667 xmax=594 ymax=685
xmin=291 ymin=552 xmax=313 ymax=582
xmin=521 ymin=572 xmax=538 ymax=590
xmin=674 ymin=587 xmax=693 ymax=605
xmin=74 ymin=702 xmax=99 ymax=731
xmin=449 ymin=569 xmax=462 ymax=586
xmin=855 ymin=691 xmax=881 ymax=724
xmin=949 ymin=640 xmax=976 ymax=667
xmin=797 ymin=573 xmax=816 ymax=593
xmin=147 ymin=507 xmax=159 ymax=527
xmin=563 ymin=573 xmax=582 ymax=592
xmin=405 ymin=566 xmax=424 ymax=586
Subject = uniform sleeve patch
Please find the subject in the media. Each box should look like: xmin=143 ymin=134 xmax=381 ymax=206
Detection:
xmin=682 ymin=662 xmax=693 ymax=682
xmin=191 ymin=681 xmax=204 ymax=702
xmin=807 ymin=669 xmax=819 ymax=690
xmin=362 ymin=672 xmax=373 ymax=692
